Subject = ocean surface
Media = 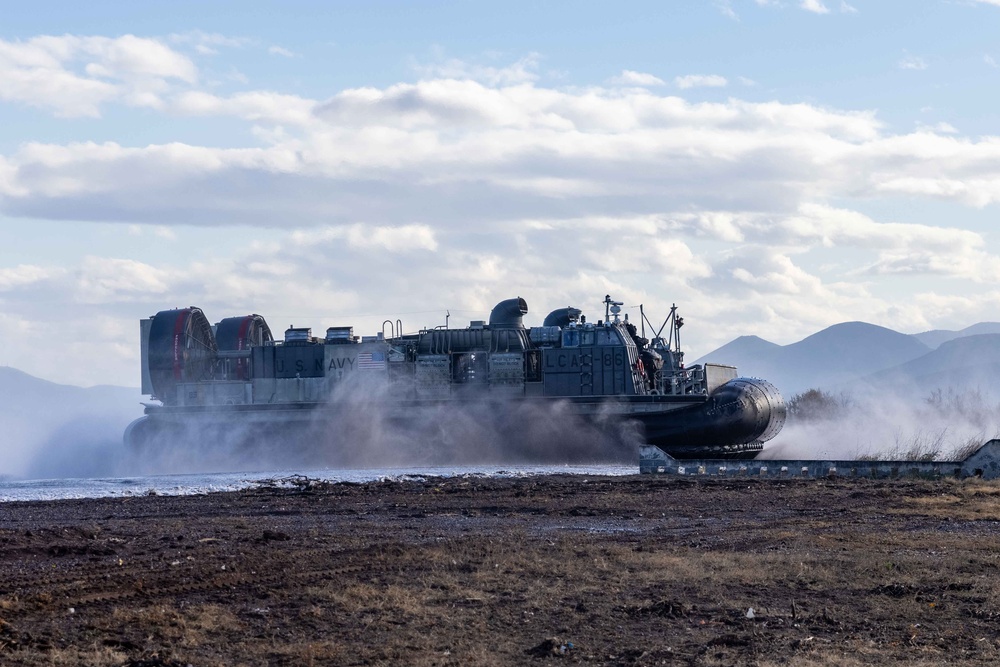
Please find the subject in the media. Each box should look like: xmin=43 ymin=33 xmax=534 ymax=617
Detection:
xmin=0 ymin=464 xmax=637 ymax=502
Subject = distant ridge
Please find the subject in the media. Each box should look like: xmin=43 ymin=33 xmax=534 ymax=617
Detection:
xmin=695 ymin=321 xmax=931 ymax=396
xmin=0 ymin=366 xmax=138 ymax=408
xmin=696 ymin=335 xmax=781 ymax=368
xmin=863 ymin=334 xmax=1000 ymax=395
xmin=913 ymin=322 xmax=1000 ymax=349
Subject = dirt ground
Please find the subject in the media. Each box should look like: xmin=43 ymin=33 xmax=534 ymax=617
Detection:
xmin=2 ymin=473 xmax=1000 ymax=666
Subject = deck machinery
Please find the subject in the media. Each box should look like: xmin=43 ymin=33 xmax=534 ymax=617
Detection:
xmin=126 ymin=296 xmax=785 ymax=460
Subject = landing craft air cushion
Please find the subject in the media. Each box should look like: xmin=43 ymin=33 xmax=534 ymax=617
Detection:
xmin=125 ymin=296 xmax=786 ymax=460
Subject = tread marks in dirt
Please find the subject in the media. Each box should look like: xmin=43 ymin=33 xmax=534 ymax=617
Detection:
xmin=0 ymin=544 xmax=403 ymax=610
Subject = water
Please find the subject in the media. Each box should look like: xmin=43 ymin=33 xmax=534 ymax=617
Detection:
xmin=0 ymin=464 xmax=637 ymax=502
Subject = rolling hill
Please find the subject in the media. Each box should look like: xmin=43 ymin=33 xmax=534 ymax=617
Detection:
xmin=694 ymin=322 xmax=932 ymax=396
xmin=912 ymin=322 xmax=1000 ymax=349
xmin=862 ymin=334 xmax=1000 ymax=396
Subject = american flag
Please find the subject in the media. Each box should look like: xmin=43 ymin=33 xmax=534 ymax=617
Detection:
xmin=358 ymin=351 xmax=386 ymax=370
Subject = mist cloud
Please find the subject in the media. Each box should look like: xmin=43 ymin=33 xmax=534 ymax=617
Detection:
xmin=764 ymin=387 xmax=1000 ymax=463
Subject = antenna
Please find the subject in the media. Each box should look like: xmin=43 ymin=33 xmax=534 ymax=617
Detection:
xmin=603 ymin=294 xmax=624 ymax=323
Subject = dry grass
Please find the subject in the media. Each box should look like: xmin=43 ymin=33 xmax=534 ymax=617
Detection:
xmin=6 ymin=476 xmax=1000 ymax=665
xmin=889 ymin=478 xmax=1000 ymax=520
xmin=272 ymin=530 xmax=1000 ymax=664
xmin=22 ymin=646 xmax=128 ymax=667
xmin=104 ymin=603 xmax=243 ymax=654
xmin=265 ymin=641 xmax=346 ymax=666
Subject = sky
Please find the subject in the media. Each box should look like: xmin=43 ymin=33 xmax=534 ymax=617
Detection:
xmin=2 ymin=0 xmax=1000 ymax=387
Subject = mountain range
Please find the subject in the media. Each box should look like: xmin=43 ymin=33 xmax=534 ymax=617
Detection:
xmin=694 ymin=321 xmax=1000 ymax=397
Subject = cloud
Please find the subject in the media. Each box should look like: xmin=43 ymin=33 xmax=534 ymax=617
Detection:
xmin=757 ymin=0 xmax=854 ymax=14
xmin=608 ymin=70 xmax=665 ymax=87
xmin=410 ymin=52 xmax=540 ymax=86
xmin=783 ymin=204 xmax=981 ymax=255
xmin=173 ymin=90 xmax=316 ymax=125
xmin=0 ymin=84 xmax=897 ymax=230
xmin=0 ymin=34 xmax=197 ymax=116
xmin=0 ymin=264 xmax=62 ymax=291
xmin=1 ymin=199 xmax=998 ymax=388
xmin=74 ymin=256 xmax=170 ymax=303
xmin=169 ymin=31 xmax=251 ymax=52
xmin=9 ymin=75 xmax=1000 ymax=232
xmin=916 ymin=121 xmax=958 ymax=134
xmin=714 ymin=1 xmax=739 ymax=20
xmin=688 ymin=247 xmax=884 ymax=346
xmin=800 ymin=0 xmax=830 ymax=13
xmin=899 ymin=54 xmax=928 ymax=70
xmin=2 ymin=51 xmax=1000 ymax=385
xmin=268 ymin=45 xmax=298 ymax=58
xmin=663 ymin=203 xmax=996 ymax=282
xmin=76 ymin=35 xmax=197 ymax=82
xmin=674 ymin=74 xmax=728 ymax=89
xmin=292 ymin=223 xmax=439 ymax=253
xmin=125 ymin=224 xmax=177 ymax=240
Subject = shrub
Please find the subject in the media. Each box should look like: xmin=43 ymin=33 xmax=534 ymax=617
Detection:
xmin=786 ymin=388 xmax=851 ymax=422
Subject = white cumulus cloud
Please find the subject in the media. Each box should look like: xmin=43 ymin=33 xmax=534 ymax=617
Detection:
xmin=0 ymin=34 xmax=197 ymax=116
